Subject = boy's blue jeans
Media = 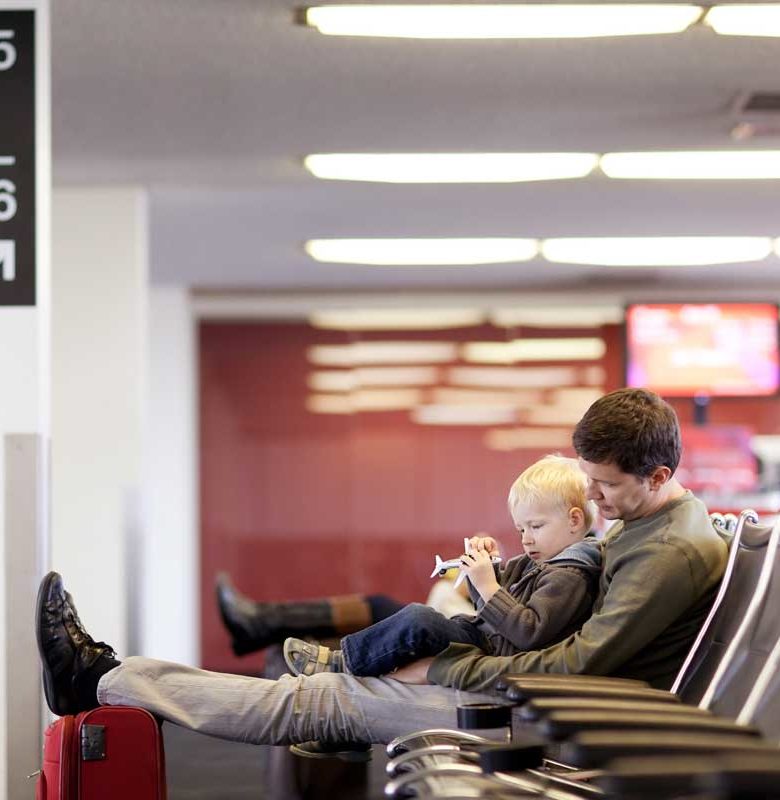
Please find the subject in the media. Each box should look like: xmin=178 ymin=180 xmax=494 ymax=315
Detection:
xmin=340 ymin=602 xmax=490 ymax=677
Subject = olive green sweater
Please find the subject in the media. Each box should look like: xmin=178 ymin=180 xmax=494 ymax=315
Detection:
xmin=427 ymin=491 xmax=727 ymax=691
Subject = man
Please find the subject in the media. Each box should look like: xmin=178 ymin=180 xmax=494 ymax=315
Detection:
xmin=37 ymin=388 xmax=727 ymax=746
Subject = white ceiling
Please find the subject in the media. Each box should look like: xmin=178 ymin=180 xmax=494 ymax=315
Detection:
xmin=51 ymin=0 xmax=780 ymax=294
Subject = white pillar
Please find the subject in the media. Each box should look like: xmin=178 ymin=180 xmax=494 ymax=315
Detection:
xmin=50 ymin=187 xmax=148 ymax=658
xmin=141 ymin=286 xmax=198 ymax=664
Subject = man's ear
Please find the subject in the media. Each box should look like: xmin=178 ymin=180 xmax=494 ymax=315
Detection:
xmin=648 ymin=466 xmax=673 ymax=491
xmin=569 ymin=507 xmax=585 ymax=532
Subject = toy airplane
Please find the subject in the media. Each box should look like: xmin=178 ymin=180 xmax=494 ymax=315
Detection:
xmin=431 ymin=537 xmax=502 ymax=588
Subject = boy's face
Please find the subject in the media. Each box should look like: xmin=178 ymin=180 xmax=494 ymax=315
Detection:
xmin=510 ymin=500 xmax=584 ymax=562
xmin=578 ymin=458 xmax=662 ymax=522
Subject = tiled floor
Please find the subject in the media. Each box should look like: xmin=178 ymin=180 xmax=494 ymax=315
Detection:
xmin=165 ymin=722 xmax=389 ymax=800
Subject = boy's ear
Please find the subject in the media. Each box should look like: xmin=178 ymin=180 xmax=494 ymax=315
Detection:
xmin=569 ymin=507 xmax=585 ymax=532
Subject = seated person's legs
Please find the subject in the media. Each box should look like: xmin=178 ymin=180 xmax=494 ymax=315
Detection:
xmin=37 ymin=572 xmax=484 ymax=746
xmin=285 ymin=603 xmax=488 ymax=677
xmin=217 ymin=573 xmax=403 ymax=656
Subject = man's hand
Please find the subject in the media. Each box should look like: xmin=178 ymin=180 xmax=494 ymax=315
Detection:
xmin=461 ymin=548 xmax=500 ymax=602
xmin=467 ymin=533 xmax=501 ymax=559
xmin=391 ymin=657 xmax=435 ymax=684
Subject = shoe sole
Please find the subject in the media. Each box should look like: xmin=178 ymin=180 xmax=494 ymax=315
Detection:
xmin=35 ymin=571 xmax=70 ymax=717
xmin=288 ymin=743 xmax=373 ymax=763
xmin=282 ymin=638 xmax=303 ymax=676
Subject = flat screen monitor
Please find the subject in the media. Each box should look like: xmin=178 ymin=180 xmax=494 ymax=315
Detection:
xmin=625 ymin=303 xmax=780 ymax=397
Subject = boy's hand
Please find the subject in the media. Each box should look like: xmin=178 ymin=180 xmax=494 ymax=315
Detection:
xmin=461 ymin=548 xmax=500 ymax=602
xmin=467 ymin=533 xmax=501 ymax=559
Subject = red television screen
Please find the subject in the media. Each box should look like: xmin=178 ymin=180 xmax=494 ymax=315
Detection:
xmin=626 ymin=303 xmax=779 ymax=397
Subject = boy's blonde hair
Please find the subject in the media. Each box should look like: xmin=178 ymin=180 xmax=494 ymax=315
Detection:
xmin=507 ymin=454 xmax=595 ymax=531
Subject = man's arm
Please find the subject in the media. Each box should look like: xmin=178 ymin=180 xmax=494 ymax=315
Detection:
xmin=427 ymin=541 xmax=698 ymax=692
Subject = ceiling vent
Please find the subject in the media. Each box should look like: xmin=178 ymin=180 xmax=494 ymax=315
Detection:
xmin=731 ymin=91 xmax=780 ymax=139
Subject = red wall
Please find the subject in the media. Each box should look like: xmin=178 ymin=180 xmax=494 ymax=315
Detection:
xmin=199 ymin=321 xmax=780 ymax=672
xmin=200 ymin=322 xmax=584 ymax=672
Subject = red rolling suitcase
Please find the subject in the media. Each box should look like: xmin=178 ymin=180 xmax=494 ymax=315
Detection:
xmin=36 ymin=706 xmax=166 ymax=800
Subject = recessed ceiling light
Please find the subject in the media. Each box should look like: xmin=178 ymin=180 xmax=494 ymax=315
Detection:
xmin=541 ymin=237 xmax=774 ymax=266
xmin=305 ymin=238 xmax=539 ymax=266
xmin=601 ymin=151 xmax=780 ymax=179
xmin=462 ymin=338 xmax=606 ymax=364
xmin=304 ymin=153 xmax=599 ymax=183
xmin=309 ymin=308 xmax=485 ymax=330
xmin=704 ymin=5 xmax=780 ymax=37
xmin=303 ymin=5 xmax=703 ymax=39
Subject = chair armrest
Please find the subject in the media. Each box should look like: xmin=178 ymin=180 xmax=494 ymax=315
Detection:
xmin=505 ymin=680 xmax=679 ymax=704
xmin=541 ymin=710 xmax=760 ymax=741
xmin=517 ymin=696 xmax=712 ymax=722
xmin=561 ymin=731 xmax=776 ymax=769
xmin=593 ymin=753 xmax=780 ymax=800
xmin=495 ymin=673 xmax=648 ymax=692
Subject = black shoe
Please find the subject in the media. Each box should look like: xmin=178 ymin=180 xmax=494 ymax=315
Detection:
xmin=289 ymin=740 xmax=373 ymax=763
xmin=35 ymin=571 xmax=119 ymax=717
xmin=216 ymin=573 xmax=274 ymax=656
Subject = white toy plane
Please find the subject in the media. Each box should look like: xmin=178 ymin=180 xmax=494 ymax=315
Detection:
xmin=430 ymin=537 xmax=502 ymax=588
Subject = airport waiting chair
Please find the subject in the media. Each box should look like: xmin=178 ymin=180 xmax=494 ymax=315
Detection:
xmin=386 ymin=510 xmax=755 ymax=763
xmin=384 ymin=511 xmax=780 ymax=798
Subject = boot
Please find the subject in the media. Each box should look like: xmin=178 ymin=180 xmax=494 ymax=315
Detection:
xmin=216 ymin=573 xmax=373 ymax=656
xmin=36 ymin=571 xmax=120 ymax=716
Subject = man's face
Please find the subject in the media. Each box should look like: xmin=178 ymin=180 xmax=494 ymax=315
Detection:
xmin=578 ymin=458 xmax=658 ymax=522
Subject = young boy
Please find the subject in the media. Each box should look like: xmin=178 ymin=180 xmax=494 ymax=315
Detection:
xmin=284 ymin=454 xmax=602 ymax=678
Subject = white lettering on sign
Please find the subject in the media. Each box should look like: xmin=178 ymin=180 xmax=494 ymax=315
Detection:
xmin=0 ymin=178 xmax=17 ymax=222
xmin=0 ymin=240 xmax=15 ymax=281
xmin=0 ymin=156 xmax=15 ymax=166
xmin=0 ymin=30 xmax=16 ymax=71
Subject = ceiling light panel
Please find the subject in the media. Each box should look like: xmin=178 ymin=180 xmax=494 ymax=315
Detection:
xmin=304 ymin=153 xmax=599 ymax=183
xmin=705 ymin=5 xmax=780 ymax=37
xmin=542 ymin=237 xmax=774 ymax=266
xmin=309 ymin=308 xmax=485 ymax=330
xmin=305 ymin=239 xmax=538 ymax=266
xmin=601 ymin=151 xmax=780 ymax=179
xmin=304 ymin=5 xmax=703 ymax=39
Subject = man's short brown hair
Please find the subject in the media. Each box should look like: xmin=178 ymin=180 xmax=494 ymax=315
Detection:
xmin=572 ymin=388 xmax=681 ymax=478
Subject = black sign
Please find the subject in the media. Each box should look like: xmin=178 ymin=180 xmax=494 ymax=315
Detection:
xmin=0 ymin=11 xmax=35 ymax=306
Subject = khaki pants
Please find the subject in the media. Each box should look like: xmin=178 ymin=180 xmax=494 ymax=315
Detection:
xmin=97 ymin=656 xmax=497 ymax=745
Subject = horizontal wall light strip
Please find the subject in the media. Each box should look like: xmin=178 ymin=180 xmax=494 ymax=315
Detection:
xmin=542 ymin=237 xmax=774 ymax=266
xmin=309 ymin=308 xmax=485 ymax=330
xmin=306 ymin=238 xmax=538 ymax=266
xmin=490 ymin=306 xmax=623 ymax=328
xmin=308 ymin=367 xmax=441 ymax=392
xmin=462 ymin=338 xmax=606 ymax=364
xmin=304 ymin=153 xmax=599 ymax=183
xmin=303 ymin=5 xmax=703 ymax=39
xmin=308 ymin=341 xmax=458 ymax=366
xmin=601 ymin=151 xmax=780 ymax=179
xmin=705 ymin=5 xmax=780 ymax=36
xmin=412 ymin=405 xmax=518 ymax=426
xmin=484 ymin=427 xmax=574 ymax=451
